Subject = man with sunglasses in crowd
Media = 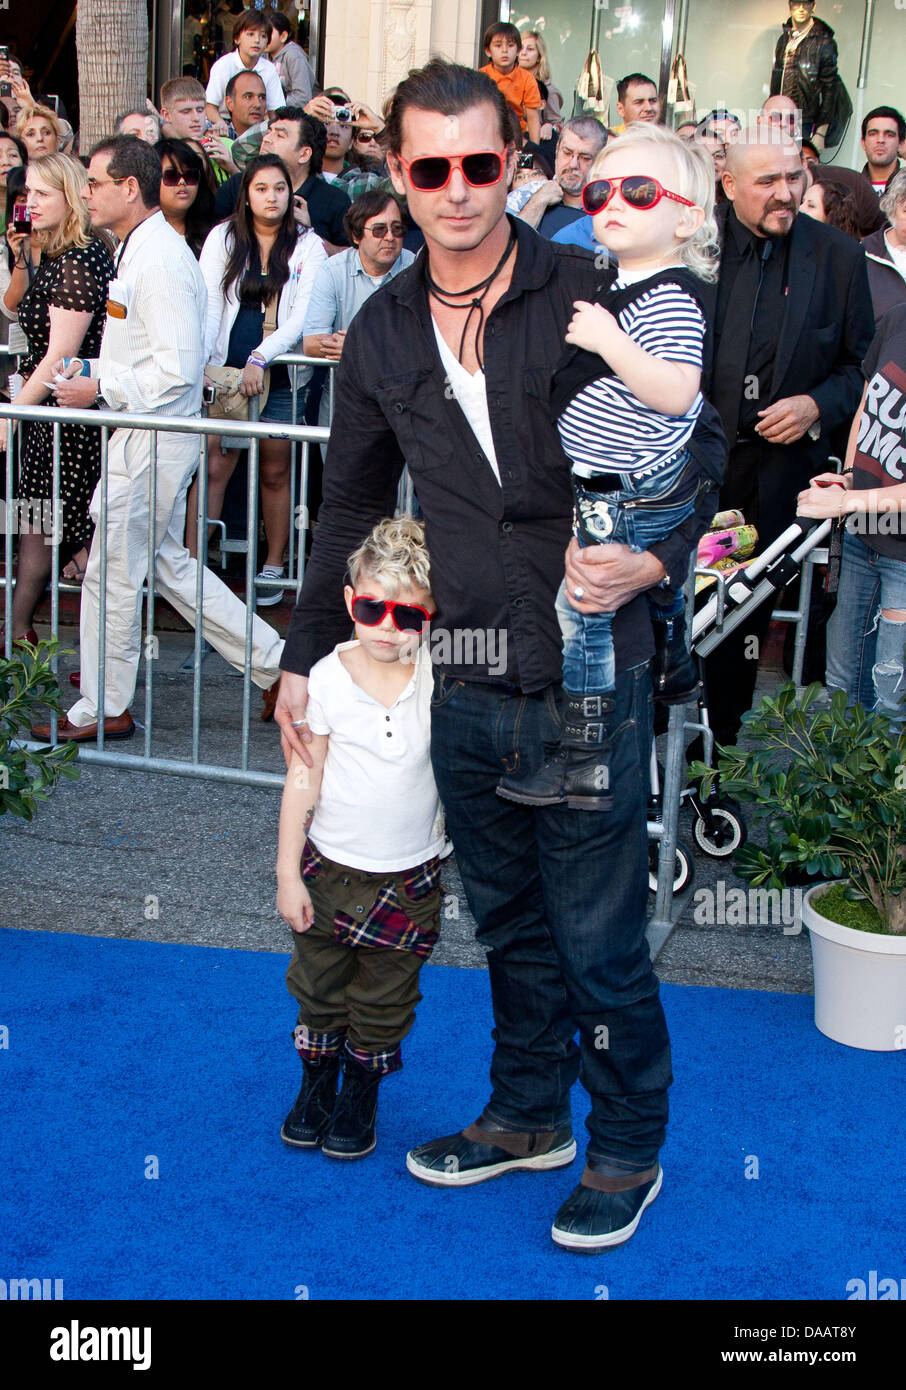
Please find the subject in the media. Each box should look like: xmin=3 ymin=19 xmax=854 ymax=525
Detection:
xmin=36 ymin=137 xmax=284 ymax=743
xmin=303 ymin=192 xmax=413 ymax=375
xmin=275 ymin=60 xmax=726 ymax=1252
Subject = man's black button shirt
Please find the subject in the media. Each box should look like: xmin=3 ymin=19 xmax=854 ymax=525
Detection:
xmin=282 ymin=216 xmax=722 ymax=690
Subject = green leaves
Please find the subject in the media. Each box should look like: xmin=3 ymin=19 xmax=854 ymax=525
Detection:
xmin=711 ymin=681 xmax=906 ymax=934
xmin=1 ymin=637 xmax=80 ymax=822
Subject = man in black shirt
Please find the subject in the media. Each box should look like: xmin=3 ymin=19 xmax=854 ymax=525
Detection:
xmin=703 ymin=126 xmax=873 ymax=749
xmin=275 ymin=61 xmax=724 ymax=1251
xmin=213 ymin=106 xmax=350 ymax=249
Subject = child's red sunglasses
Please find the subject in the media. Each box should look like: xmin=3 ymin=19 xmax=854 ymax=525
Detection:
xmin=352 ymin=594 xmax=434 ymax=633
xmin=581 ymin=174 xmax=695 ymax=214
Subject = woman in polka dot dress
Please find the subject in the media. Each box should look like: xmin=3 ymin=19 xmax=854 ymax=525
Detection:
xmin=2 ymin=153 xmax=113 ymax=641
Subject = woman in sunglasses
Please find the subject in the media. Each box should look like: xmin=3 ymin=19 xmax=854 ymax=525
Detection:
xmin=154 ymin=138 xmax=215 ymax=259
xmin=499 ymin=124 xmax=719 ymax=810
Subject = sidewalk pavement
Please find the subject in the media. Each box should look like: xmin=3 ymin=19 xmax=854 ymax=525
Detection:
xmin=1 ymin=624 xmax=814 ymax=994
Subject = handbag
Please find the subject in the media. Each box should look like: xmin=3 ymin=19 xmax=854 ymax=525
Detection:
xmin=572 ymin=49 xmax=613 ymax=119
xmin=667 ymin=55 xmax=695 ymax=123
xmin=205 ymin=291 xmax=279 ymax=422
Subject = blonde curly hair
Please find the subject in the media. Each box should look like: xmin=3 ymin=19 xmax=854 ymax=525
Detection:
xmin=591 ymin=123 xmax=720 ymax=283
xmin=25 ymin=153 xmax=94 ymax=257
xmin=347 ymin=515 xmax=432 ymax=598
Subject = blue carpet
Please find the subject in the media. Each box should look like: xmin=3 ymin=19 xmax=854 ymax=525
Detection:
xmin=0 ymin=927 xmax=902 ymax=1301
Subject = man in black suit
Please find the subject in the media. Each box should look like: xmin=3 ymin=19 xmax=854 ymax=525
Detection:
xmin=702 ymin=126 xmax=875 ymax=748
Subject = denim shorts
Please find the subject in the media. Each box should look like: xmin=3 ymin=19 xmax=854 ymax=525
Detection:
xmin=221 ymin=382 xmax=308 ymax=450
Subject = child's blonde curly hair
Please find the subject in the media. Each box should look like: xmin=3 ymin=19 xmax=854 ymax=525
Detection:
xmin=347 ymin=516 xmax=431 ymax=597
xmin=590 ymin=123 xmax=720 ymax=283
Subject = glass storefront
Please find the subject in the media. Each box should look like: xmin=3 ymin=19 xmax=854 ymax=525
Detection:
xmin=179 ymin=1 xmax=311 ymax=84
xmin=508 ymin=1 xmax=904 ymax=168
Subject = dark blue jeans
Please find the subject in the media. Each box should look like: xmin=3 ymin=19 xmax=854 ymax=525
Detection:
xmin=429 ymin=662 xmax=671 ymax=1170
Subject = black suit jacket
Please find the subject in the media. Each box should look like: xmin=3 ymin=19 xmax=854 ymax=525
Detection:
xmin=704 ymin=203 xmax=874 ymax=543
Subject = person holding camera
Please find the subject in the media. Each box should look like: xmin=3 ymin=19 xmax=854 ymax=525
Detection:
xmin=509 ymin=117 xmax=607 ymax=239
xmin=1 ymin=153 xmax=113 ymax=638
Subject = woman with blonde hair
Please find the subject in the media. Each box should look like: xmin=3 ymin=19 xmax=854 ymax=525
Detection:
xmin=1 ymin=153 xmax=113 ymax=641
xmin=518 ymin=30 xmax=563 ymax=140
xmin=15 ymin=104 xmax=62 ymax=159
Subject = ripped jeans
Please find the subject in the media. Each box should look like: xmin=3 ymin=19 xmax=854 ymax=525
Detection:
xmin=825 ymin=529 xmax=906 ymax=729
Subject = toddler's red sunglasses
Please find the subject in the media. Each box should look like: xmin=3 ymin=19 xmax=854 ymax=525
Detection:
xmin=582 ymin=174 xmax=694 ymax=214
xmin=352 ymin=595 xmax=433 ymax=633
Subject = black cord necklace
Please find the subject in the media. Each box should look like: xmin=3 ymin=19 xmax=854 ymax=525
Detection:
xmin=425 ymin=228 xmax=516 ymax=371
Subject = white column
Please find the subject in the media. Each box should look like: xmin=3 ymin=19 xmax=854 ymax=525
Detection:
xmin=324 ymin=0 xmax=483 ymax=112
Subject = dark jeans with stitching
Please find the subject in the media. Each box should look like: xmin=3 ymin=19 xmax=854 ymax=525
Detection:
xmin=429 ymin=661 xmax=671 ymax=1170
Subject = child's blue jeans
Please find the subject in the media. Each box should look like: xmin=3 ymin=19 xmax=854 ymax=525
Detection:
xmin=557 ymin=449 xmax=698 ymax=694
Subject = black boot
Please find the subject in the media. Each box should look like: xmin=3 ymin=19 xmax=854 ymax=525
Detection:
xmin=280 ymin=1053 xmax=341 ymax=1148
xmin=650 ymin=612 xmax=701 ymax=705
xmin=321 ymin=1056 xmax=383 ymax=1159
xmin=497 ymin=691 xmax=615 ymax=811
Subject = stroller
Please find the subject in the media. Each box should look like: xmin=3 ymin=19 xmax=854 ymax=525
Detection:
xmin=647 ymin=510 xmax=834 ymax=902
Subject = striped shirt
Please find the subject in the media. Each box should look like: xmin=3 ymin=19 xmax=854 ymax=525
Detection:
xmin=558 ymin=273 xmax=706 ymax=477
xmin=97 ymin=211 xmax=206 ymax=418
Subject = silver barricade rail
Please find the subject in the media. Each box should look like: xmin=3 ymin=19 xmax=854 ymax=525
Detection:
xmin=1 ymin=390 xmax=330 ymax=790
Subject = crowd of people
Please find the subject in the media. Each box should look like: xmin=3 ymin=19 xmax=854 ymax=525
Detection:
xmin=2 ymin=2 xmax=906 ymax=1253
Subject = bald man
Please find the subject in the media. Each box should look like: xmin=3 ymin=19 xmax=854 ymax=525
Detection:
xmin=759 ymin=94 xmax=801 ymax=142
xmin=698 ymin=127 xmax=874 ymax=752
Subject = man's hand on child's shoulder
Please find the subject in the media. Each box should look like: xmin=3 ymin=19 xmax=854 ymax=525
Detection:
xmin=275 ymin=671 xmax=313 ymax=768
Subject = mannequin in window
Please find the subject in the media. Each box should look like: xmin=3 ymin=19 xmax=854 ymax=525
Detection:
xmin=770 ymin=1 xmax=839 ymax=151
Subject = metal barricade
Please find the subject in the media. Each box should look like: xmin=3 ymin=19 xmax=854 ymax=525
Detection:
xmin=2 ymin=395 xmax=329 ymax=789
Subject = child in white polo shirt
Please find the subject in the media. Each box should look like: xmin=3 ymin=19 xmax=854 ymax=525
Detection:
xmin=204 ymin=8 xmax=284 ymax=131
xmin=276 ymin=517 xmax=445 ymax=1159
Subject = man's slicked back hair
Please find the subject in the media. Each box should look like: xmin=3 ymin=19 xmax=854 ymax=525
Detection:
xmin=383 ymin=59 xmax=510 ymax=158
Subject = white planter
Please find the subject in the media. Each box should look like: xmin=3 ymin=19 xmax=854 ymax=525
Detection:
xmin=803 ymin=883 xmax=906 ymax=1052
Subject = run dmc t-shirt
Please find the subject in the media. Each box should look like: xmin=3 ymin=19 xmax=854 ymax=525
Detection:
xmin=850 ymin=303 xmax=906 ymax=558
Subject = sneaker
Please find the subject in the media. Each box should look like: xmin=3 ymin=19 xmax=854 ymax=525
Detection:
xmin=406 ymin=1117 xmax=576 ymax=1187
xmin=551 ymin=1164 xmax=662 ymax=1251
xmin=255 ymin=565 xmax=286 ymax=607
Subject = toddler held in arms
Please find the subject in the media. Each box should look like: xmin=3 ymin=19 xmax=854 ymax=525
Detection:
xmin=498 ymin=124 xmax=719 ymax=812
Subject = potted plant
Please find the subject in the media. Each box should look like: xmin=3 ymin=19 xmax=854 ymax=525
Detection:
xmin=690 ymin=682 xmax=906 ymax=1051
xmin=1 ymin=637 xmax=80 ymax=820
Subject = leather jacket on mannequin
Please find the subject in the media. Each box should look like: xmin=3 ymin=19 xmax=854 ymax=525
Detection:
xmin=770 ymin=9 xmax=839 ymax=147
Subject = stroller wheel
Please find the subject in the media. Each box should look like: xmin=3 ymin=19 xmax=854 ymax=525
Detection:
xmin=648 ymin=840 xmax=695 ymax=895
xmin=692 ymin=800 xmax=746 ymax=858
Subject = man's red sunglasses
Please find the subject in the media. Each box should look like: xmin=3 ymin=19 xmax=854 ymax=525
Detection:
xmin=396 ymin=151 xmax=505 ymax=191
xmin=352 ymin=594 xmax=434 ymax=632
xmin=581 ymin=174 xmax=695 ymax=215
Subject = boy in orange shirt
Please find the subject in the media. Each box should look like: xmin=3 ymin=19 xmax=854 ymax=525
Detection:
xmin=480 ymin=22 xmax=542 ymax=144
